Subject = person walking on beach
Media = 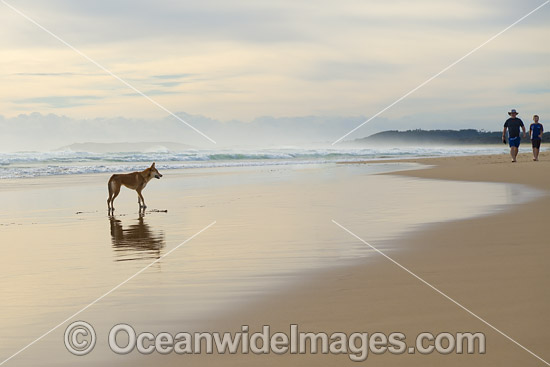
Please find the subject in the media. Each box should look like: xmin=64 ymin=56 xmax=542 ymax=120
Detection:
xmin=502 ymin=109 xmax=526 ymax=162
xmin=529 ymin=114 xmax=544 ymax=161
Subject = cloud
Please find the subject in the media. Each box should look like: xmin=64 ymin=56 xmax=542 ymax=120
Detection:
xmin=4 ymin=0 xmax=305 ymax=45
xmin=13 ymin=95 xmax=104 ymax=108
xmin=0 ymin=0 xmax=548 ymax=127
xmin=0 ymin=108 xmax=526 ymax=152
xmin=0 ymin=111 xmax=380 ymax=151
xmin=151 ymin=73 xmax=197 ymax=80
xmin=151 ymin=81 xmax=182 ymax=88
xmin=122 ymin=90 xmax=181 ymax=97
xmin=13 ymin=72 xmax=78 ymax=76
xmin=302 ymin=60 xmax=403 ymax=82
xmin=518 ymin=88 xmax=550 ymax=94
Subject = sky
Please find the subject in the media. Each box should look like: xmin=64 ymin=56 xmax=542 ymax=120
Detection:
xmin=0 ymin=0 xmax=548 ymax=148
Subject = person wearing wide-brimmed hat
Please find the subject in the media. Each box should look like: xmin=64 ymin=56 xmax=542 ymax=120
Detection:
xmin=502 ymin=109 xmax=526 ymax=162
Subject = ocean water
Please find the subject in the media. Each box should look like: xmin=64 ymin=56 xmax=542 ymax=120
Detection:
xmin=0 ymin=146 xmax=513 ymax=179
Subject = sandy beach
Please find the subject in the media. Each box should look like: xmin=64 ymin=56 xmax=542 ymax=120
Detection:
xmin=1 ymin=151 xmax=548 ymax=367
xmin=159 ymin=151 xmax=550 ymax=367
xmin=3 ymin=1 xmax=548 ymax=365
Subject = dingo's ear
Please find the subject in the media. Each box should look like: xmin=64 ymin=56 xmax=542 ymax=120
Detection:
xmin=151 ymin=162 xmax=156 ymax=168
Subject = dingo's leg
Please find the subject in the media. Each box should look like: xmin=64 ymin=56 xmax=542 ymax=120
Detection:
xmin=108 ymin=181 xmax=121 ymax=212
xmin=137 ymin=189 xmax=146 ymax=210
xmin=107 ymin=180 xmax=114 ymax=210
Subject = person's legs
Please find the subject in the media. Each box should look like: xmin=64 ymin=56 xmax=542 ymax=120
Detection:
xmin=509 ymin=137 xmax=521 ymax=162
xmin=532 ymin=139 xmax=541 ymax=161
xmin=511 ymin=147 xmax=518 ymax=162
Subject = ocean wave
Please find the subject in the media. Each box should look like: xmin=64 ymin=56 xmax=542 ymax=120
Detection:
xmin=0 ymin=146 xmax=509 ymax=179
xmin=0 ymin=159 xmax=362 ymax=179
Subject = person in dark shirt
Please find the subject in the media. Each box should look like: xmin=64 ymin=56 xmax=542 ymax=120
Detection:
xmin=529 ymin=114 xmax=544 ymax=161
xmin=502 ymin=109 xmax=526 ymax=162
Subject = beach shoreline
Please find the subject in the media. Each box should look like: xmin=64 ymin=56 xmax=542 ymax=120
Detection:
xmin=1 ymin=152 xmax=549 ymax=367
xmin=159 ymin=151 xmax=550 ymax=366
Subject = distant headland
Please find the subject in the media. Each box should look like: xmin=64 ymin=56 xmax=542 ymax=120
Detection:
xmin=353 ymin=129 xmax=549 ymax=146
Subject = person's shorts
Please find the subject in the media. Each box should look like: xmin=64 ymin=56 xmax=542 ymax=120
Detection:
xmin=532 ymin=138 xmax=541 ymax=149
xmin=508 ymin=136 xmax=521 ymax=148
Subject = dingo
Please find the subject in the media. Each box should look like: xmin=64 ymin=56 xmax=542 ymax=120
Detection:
xmin=107 ymin=163 xmax=163 ymax=213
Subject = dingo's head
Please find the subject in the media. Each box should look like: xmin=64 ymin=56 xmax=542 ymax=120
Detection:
xmin=150 ymin=162 xmax=163 ymax=179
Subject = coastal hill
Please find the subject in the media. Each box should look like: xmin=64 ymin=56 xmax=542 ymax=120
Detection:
xmin=353 ymin=129 xmax=549 ymax=145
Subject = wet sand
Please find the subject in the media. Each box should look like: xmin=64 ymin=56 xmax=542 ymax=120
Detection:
xmin=1 ymin=153 xmax=548 ymax=367
xmin=160 ymin=151 xmax=550 ymax=367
